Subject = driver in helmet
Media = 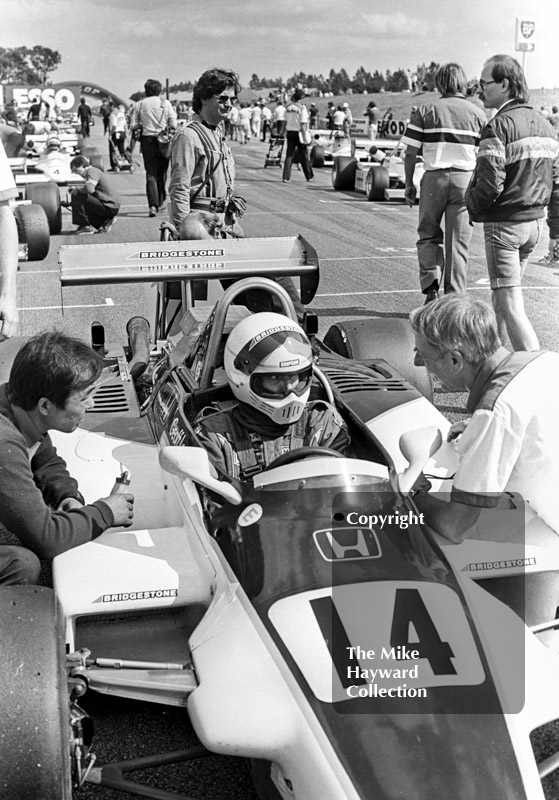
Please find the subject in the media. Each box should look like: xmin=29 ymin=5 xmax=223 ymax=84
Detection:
xmin=194 ymin=312 xmax=349 ymax=480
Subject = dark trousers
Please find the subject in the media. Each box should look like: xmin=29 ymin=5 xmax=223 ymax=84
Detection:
xmin=79 ymin=118 xmax=91 ymax=137
xmin=71 ymin=192 xmax=118 ymax=229
xmin=110 ymin=132 xmax=126 ymax=169
xmin=282 ymin=131 xmax=313 ymax=181
xmin=140 ymin=135 xmax=169 ymax=209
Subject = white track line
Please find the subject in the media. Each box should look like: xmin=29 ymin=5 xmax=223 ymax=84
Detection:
xmin=19 ymin=301 xmax=115 ymax=311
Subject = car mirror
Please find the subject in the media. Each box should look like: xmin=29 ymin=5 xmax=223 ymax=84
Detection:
xmin=159 ymin=446 xmax=242 ymax=506
xmin=397 ymin=426 xmax=443 ymax=494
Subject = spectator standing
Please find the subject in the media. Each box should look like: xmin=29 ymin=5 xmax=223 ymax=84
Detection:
xmin=109 ymin=104 xmax=128 ymax=170
xmin=282 ymin=90 xmax=314 ymax=183
xmin=332 ymin=105 xmax=345 ymax=137
xmin=326 ymin=101 xmax=336 ymax=133
xmin=228 ymin=101 xmax=239 ymax=140
xmin=364 ymin=101 xmax=379 ymax=138
xmin=342 ymin=102 xmax=353 ymax=136
xmin=272 ymin=100 xmax=287 ymax=137
xmin=169 ymin=68 xmax=242 ymax=232
xmin=237 ymin=103 xmax=251 ymax=144
xmin=250 ymin=102 xmax=262 ymax=139
xmin=260 ymin=102 xmax=272 ymax=141
xmin=0 ymin=331 xmax=134 ymax=584
xmin=549 ymin=105 xmax=559 ymax=129
xmin=69 ymin=155 xmax=121 ymax=234
xmin=465 ymin=54 xmax=559 ymax=351
xmin=76 ymin=97 xmax=93 ymax=138
xmin=402 ymin=63 xmax=486 ymax=300
xmin=309 ymin=102 xmax=319 ymax=130
xmin=410 ymin=294 xmax=559 ymax=541
xmin=0 ymin=139 xmax=18 ymax=340
xmin=99 ymin=99 xmax=112 ymax=135
xmin=131 ymin=79 xmax=177 ymax=217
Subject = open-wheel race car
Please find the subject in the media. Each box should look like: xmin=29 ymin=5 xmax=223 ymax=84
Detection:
xmin=307 ymin=131 xmax=398 ymax=170
xmin=332 ymin=138 xmax=424 ymax=203
xmin=9 ymin=135 xmax=104 ymax=236
xmin=2 ymin=236 xmax=559 ymax=800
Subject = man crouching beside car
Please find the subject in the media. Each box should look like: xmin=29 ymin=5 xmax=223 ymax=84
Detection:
xmin=0 ymin=331 xmax=134 ymax=585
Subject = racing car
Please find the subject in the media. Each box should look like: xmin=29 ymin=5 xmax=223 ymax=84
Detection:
xmin=308 ymin=131 xmax=397 ymax=170
xmin=332 ymin=138 xmax=424 ymax=202
xmin=2 ymin=236 xmax=559 ymax=800
xmin=9 ymin=134 xmax=104 ymax=234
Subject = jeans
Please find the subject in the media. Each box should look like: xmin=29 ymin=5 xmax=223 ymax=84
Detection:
xmin=140 ymin=135 xmax=170 ymax=209
xmin=71 ymin=193 xmax=118 ymax=229
xmin=416 ymin=168 xmax=474 ymax=294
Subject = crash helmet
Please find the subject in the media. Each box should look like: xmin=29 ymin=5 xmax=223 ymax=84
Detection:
xmin=46 ymin=134 xmax=61 ymax=152
xmin=224 ymin=312 xmax=314 ymax=425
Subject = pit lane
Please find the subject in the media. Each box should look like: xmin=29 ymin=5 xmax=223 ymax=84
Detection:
xmin=10 ymin=126 xmax=559 ymax=800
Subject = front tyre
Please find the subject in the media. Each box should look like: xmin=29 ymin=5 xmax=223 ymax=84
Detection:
xmin=13 ymin=204 xmax=50 ymax=261
xmin=0 ymin=586 xmax=71 ymax=799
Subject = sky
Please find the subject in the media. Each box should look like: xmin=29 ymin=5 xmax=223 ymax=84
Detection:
xmin=3 ymin=0 xmax=558 ymax=100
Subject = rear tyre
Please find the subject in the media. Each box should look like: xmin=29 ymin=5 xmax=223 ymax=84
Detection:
xmin=331 ymin=156 xmax=357 ymax=190
xmin=324 ymin=318 xmax=433 ymax=400
xmin=26 ymin=181 xmax=62 ymax=234
xmin=13 ymin=204 xmax=50 ymax=262
xmin=1 ymin=586 xmax=71 ymax=799
xmin=366 ymin=166 xmax=390 ymax=201
xmin=310 ymin=144 xmax=325 ymax=168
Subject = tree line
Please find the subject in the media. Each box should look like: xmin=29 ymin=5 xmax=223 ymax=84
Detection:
xmin=0 ymin=46 xmax=61 ymax=86
xmin=128 ymin=63 xmax=443 ymax=102
xmin=248 ymin=63 xmax=443 ymax=94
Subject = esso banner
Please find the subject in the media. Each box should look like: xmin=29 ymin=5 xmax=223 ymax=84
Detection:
xmin=0 ymin=81 xmax=129 ymax=113
xmin=10 ymin=86 xmax=76 ymax=111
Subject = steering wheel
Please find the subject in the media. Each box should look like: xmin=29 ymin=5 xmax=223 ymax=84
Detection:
xmin=267 ymin=446 xmax=345 ymax=470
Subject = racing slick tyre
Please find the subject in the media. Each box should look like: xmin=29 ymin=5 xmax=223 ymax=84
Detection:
xmin=331 ymin=156 xmax=357 ymax=190
xmin=323 ymin=318 xmax=434 ymax=401
xmin=89 ymin=154 xmax=105 ymax=171
xmin=365 ymin=166 xmax=389 ymax=201
xmin=310 ymin=144 xmax=325 ymax=168
xmin=13 ymin=204 xmax=50 ymax=262
xmin=26 ymin=181 xmax=62 ymax=234
xmin=0 ymin=586 xmax=71 ymax=799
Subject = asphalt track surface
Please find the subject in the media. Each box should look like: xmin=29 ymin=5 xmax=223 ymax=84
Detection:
xmin=11 ymin=127 xmax=559 ymax=799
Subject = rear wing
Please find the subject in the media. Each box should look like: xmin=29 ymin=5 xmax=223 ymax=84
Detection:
xmin=59 ymin=235 xmax=320 ymax=305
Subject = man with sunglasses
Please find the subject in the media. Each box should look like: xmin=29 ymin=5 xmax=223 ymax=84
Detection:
xmin=466 ymin=54 xmax=559 ymax=351
xmin=169 ymin=68 xmax=244 ymax=235
xmin=169 ymin=67 xmax=305 ymax=318
xmin=194 ymin=313 xmax=349 ymax=481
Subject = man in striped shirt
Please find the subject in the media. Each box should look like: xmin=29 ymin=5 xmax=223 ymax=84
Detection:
xmin=403 ymin=63 xmax=486 ymax=301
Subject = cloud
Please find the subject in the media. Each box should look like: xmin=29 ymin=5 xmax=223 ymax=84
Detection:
xmin=361 ymin=12 xmax=440 ymax=39
xmin=124 ymin=20 xmax=164 ymax=38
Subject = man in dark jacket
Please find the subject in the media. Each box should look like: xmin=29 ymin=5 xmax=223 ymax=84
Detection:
xmin=0 ymin=331 xmax=134 ymax=585
xmin=466 ymin=54 xmax=559 ymax=351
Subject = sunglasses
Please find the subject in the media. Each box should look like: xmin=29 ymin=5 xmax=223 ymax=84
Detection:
xmin=214 ymin=95 xmax=236 ymax=105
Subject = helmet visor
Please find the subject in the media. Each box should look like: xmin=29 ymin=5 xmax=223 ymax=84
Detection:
xmin=234 ymin=328 xmax=311 ymax=376
xmin=251 ymin=367 xmax=313 ymax=399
